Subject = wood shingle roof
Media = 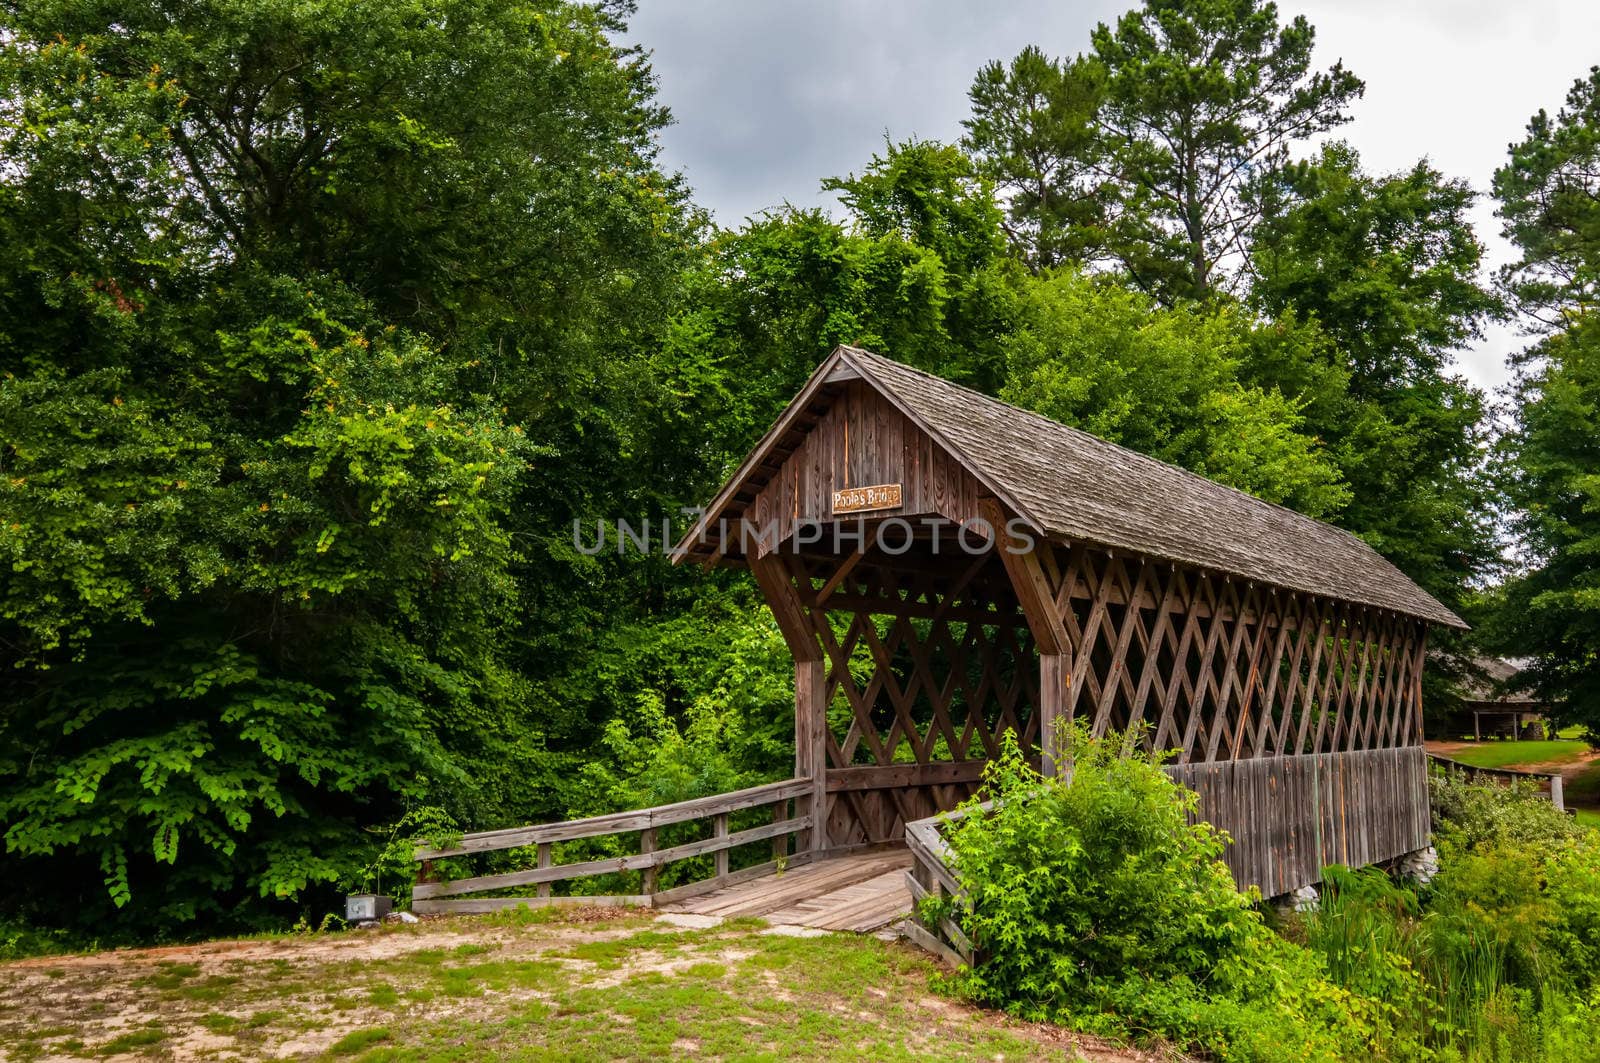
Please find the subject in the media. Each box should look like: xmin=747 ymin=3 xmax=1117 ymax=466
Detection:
xmin=679 ymin=345 xmax=1467 ymax=629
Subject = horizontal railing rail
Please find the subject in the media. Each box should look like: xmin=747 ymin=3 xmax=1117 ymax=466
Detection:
xmin=1428 ymin=753 xmax=1566 ymax=812
xmin=412 ymin=778 xmax=816 ymax=913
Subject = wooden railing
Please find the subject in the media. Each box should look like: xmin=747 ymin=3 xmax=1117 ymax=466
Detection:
xmin=412 ymin=778 xmax=815 ymax=913
xmin=1428 ymin=753 xmax=1566 ymax=813
xmin=902 ymin=801 xmax=987 ymax=966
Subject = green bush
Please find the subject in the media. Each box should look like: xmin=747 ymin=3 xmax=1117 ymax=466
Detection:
xmin=1541 ymin=832 xmax=1600 ymax=993
xmin=1428 ymin=769 xmax=1583 ymax=856
xmin=934 ymin=731 xmax=1379 ymax=1061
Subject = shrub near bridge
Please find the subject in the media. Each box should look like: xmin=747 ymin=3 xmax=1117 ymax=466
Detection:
xmin=932 ymin=732 xmax=1385 ymax=1062
xmin=932 ymin=734 xmax=1600 ymax=1060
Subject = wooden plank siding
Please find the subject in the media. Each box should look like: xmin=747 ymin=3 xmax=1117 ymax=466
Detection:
xmin=747 ymin=381 xmax=988 ymax=558
xmin=1167 ymin=747 xmax=1430 ymax=898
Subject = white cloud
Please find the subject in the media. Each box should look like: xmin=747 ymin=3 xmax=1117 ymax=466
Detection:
xmin=628 ymin=0 xmax=1600 ymax=392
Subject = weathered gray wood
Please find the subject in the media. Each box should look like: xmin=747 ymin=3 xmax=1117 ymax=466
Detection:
xmin=650 ymin=850 xmax=819 ymax=907
xmin=796 ymin=658 xmax=828 ymax=852
xmin=415 ymin=778 xmax=812 ymax=859
xmin=1428 ymin=753 xmax=1566 ymax=810
xmin=412 ymin=895 xmax=651 ymax=915
xmin=823 ymin=761 xmax=989 ymax=792
xmin=640 ymin=827 xmax=658 ymax=896
xmin=536 ymin=842 xmax=551 ymax=900
xmin=713 ymin=814 xmax=730 ymax=880
xmin=413 ymin=815 xmax=812 ymax=900
xmin=901 ymin=912 xmax=967 ymax=967
xmin=1167 ymin=748 xmax=1430 ymax=896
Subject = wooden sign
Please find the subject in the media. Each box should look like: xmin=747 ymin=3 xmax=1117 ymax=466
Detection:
xmin=832 ymin=483 xmax=903 ymax=514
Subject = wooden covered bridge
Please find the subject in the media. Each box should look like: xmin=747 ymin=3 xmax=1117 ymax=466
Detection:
xmin=414 ymin=346 xmax=1465 ymax=945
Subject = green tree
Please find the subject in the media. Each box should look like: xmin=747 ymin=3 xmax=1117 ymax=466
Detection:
xmin=1249 ymin=143 xmax=1500 ymax=613
xmin=1493 ymin=66 xmax=1600 ymax=328
xmin=1492 ymin=68 xmax=1600 ymax=734
xmin=659 ymin=138 xmax=1026 ymax=459
xmin=1090 ymin=0 xmax=1363 ymax=301
xmin=1001 ymin=270 xmax=1349 ymax=517
xmin=962 ymin=46 xmax=1107 ymax=270
xmin=1495 ymin=316 xmax=1600 ymax=736
xmin=0 ymin=0 xmax=692 ymax=934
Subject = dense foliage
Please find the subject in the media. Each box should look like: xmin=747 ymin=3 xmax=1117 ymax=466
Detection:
xmin=1491 ymin=67 xmax=1600 ymax=737
xmin=935 ymin=738 xmax=1600 ymax=1061
xmin=0 ymin=0 xmax=698 ymax=934
xmin=0 ymin=0 xmax=1571 ymax=963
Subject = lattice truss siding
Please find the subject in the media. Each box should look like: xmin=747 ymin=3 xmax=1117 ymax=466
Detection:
xmin=766 ymin=541 xmax=1427 ymax=849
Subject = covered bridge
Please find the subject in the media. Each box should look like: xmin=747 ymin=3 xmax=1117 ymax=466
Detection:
xmin=413 ymin=345 xmax=1463 ymax=933
xmin=674 ymin=345 xmax=1463 ymax=898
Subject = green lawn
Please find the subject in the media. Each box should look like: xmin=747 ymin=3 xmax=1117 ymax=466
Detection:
xmin=1576 ymin=808 xmax=1600 ymax=829
xmin=1442 ymin=739 xmax=1589 ymax=770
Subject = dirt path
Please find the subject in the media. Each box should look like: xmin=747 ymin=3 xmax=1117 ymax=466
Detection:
xmin=1515 ymin=748 xmax=1600 ymax=783
xmin=0 ymin=908 xmax=1175 ymax=1062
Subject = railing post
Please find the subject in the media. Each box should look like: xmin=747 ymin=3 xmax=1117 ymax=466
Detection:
xmin=640 ymin=828 xmax=658 ymax=899
xmin=713 ymin=813 xmax=730 ymax=880
xmin=1551 ymin=774 xmax=1565 ymax=813
xmin=536 ymin=843 xmax=552 ymax=900
xmin=772 ymin=799 xmax=790 ymax=862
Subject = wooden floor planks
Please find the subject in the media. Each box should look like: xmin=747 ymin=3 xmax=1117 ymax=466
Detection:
xmin=662 ymin=848 xmax=912 ymax=933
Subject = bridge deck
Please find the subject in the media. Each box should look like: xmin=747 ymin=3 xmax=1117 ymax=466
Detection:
xmin=662 ymin=848 xmax=912 ymax=933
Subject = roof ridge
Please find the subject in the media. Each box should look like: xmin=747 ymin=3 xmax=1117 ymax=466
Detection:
xmin=838 ymin=345 xmax=1410 ymax=580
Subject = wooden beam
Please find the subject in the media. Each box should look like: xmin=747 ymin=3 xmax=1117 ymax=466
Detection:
xmin=814 ymin=548 xmax=865 ymax=606
xmin=980 ymin=498 xmax=1068 ymax=656
xmin=797 ymin=658 xmax=828 ymax=852
xmin=824 ymin=760 xmax=991 ymax=792
xmin=415 ymin=778 xmax=813 ymax=858
xmin=749 ymin=552 xmax=823 ymax=661
xmin=1040 ymin=652 xmax=1067 ymax=777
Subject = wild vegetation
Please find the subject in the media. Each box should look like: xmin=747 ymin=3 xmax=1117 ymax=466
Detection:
xmin=931 ymin=734 xmax=1600 ymax=1062
xmin=1 ymin=0 xmax=1598 ymax=1012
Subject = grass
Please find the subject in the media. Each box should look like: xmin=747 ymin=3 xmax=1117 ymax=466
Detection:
xmin=1576 ymin=808 xmax=1600 ymax=829
xmin=0 ymin=908 xmax=1103 ymax=1062
xmin=1443 ymin=739 xmax=1589 ymax=770
xmin=1565 ymin=759 xmax=1600 ymax=804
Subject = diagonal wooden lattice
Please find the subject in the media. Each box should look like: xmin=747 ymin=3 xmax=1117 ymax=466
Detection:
xmin=754 ymin=536 xmax=1427 ymax=848
xmin=1036 ymin=545 xmax=1428 ymax=763
xmin=766 ymin=549 xmax=1039 ymax=846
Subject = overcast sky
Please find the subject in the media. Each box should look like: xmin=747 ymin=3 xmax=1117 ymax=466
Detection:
xmin=626 ymin=0 xmax=1600 ymax=394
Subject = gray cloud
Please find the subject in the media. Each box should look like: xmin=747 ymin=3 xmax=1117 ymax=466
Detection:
xmin=628 ymin=0 xmax=1600 ymax=392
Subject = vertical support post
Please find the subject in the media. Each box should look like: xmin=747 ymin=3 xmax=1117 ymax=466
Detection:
xmin=749 ymin=552 xmax=828 ymax=853
xmin=1414 ymin=629 xmax=1429 ymax=747
xmin=1474 ymin=711 xmax=1481 ymax=742
xmin=640 ymin=828 xmax=658 ymax=899
xmin=797 ymin=658 xmax=828 ymax=852
xmin=982 ymin=498 xmax=1070 ymax=773
xmin=713 ymin=813 xmax=730 ymax=880
xmin=1551 ymin=774 xmax=1566 ymax=813
xmin=416 ymin=859 xmax=434 ymax=900
xmin=536 ymin=843 xmax=552 ymax=900
xmin=1039 ymin=653 xmax=1067 ymax=777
